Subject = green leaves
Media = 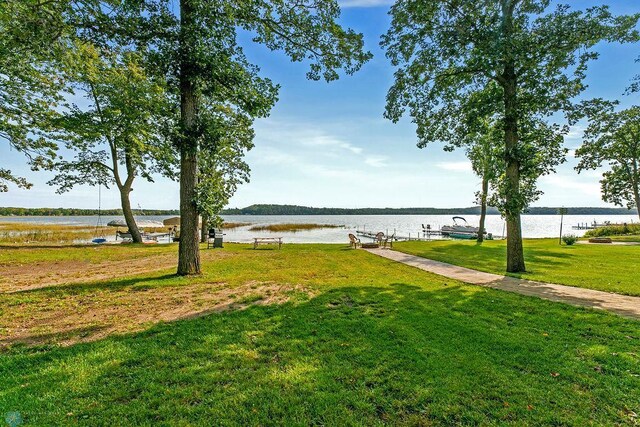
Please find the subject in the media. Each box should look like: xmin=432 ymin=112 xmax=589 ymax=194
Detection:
xmin=0 ymin=0 xmax=70 ymax=191
xmin=382 ymin=0 xmax=638 ymax=212
xmin=576 ymin=106 xmax=640 ymax=215
xmin=46 ymin=40 xmax=176 ymax=194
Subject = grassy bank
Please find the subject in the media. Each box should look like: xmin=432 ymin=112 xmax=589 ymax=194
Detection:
xmin=0 ymin=222 xmax=172 ymax=244
xmin=0 ymin=222 xmax=111 ymax=244
xmin=585 ymin=223 xmax=640 ymax=238
xmin=395 ymin=238 xmax=640 ymax=296
xmin=0 ymin=243 xmax=638 ymax=425
xmin=222 ymin=222 xmax=252 ymax=229
xmin=249 ymin=223 xmax=343 ymax=232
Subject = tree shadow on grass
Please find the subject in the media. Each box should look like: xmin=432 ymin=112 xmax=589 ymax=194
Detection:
xmin=1 ymin=281 xmax=637 ymax=426
xmin=7 ymin=273 xmax=180 ymax=295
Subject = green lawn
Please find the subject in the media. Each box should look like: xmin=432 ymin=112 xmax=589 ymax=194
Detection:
xmin=0 ymin=244 xmax=639 ymax=425
xmin=395 ymin=238 xmax=640 ymax=296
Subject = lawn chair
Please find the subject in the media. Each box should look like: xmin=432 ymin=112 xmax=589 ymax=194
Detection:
xmin=375 ymin=232 xmax=394 ymax=249
xmin=348 ymin=233 xmax=361 ymax=249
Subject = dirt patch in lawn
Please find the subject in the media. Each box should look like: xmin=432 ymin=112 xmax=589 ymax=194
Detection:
xmin=0 ymin=254 xmax=179 ymax=293
xmin=0 ymin=280 xmax=312 ymax=348
xmin=0 ymin=250 xmax=233 ymax=293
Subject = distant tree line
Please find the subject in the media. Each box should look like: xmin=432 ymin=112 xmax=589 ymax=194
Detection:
xmin=0 ymin=207 xmax=179 ymax=217
xmin=2 ymin=204 xmax=637 ymax=217
xmin=221 ymin=204 xmax=638 ymax=216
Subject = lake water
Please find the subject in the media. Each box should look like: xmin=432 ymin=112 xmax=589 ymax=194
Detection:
xmin=1 ymin=214 xmax=637 ymax=243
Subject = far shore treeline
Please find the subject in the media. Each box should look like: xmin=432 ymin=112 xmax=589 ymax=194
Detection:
xmin=2 ymin=205 xmax=637 ymax=217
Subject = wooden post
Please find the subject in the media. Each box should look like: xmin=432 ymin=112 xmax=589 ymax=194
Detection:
xmin=558 ymin=207 xmax=568 ymax=245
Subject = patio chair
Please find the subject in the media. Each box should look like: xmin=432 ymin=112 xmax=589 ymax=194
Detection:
xmin=348 ymin=233 xmax=361 ymax=248
xmin=375 ymin=232 xmax=394 ymax=249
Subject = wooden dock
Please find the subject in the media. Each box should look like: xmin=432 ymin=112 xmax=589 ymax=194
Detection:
xmin=356 ymin=229 xmax=445 ymax=242
xmin=572 ymin=222 xmax=617 ymax=230
xmin=355 ymin=227 xmax=505 ymax=242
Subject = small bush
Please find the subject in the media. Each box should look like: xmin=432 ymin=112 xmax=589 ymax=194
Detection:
xmin=562 ymin=234 xmax=577 ymax=246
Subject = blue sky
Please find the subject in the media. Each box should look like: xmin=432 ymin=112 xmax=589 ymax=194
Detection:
xmin=1 ymin=0 xmax=639 ymax=210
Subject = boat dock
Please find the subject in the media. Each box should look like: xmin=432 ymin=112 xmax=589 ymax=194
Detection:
xmin=572 ymin=222 xmax=615 ymax=230
xmin=356 ymin=228 xmax=446 ymax=242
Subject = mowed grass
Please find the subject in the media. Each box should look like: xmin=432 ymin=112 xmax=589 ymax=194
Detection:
xmin=0 ymin=244 xmax=639 ymax=425
xmin=395 ymin=238 xmax=640 ymax=296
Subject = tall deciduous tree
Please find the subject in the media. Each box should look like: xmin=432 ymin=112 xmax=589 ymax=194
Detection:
xmin=465 ymin=123 xmax=502 ymax=243
xmin=382 ymin=0 xmax=639 ymax=272
xmin=576 ymin=106 xmax=640 ymax=220
xmin=46 ymin=42 xmax=175 ymax=243
xmin=107 ymin=1 xmax=371 ymax=275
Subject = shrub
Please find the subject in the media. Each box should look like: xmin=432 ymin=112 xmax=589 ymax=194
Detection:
xmin=562 ymin=234 xmax=577 ymax=246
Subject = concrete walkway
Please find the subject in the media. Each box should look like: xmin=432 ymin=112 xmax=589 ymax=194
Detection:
xmin=364 ymin=248 xmax=640 ymax=320
xmin=577 ymin=240 xmax=640 ymax=246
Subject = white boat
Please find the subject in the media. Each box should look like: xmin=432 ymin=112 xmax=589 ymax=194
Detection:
xmin=440 ymin=217 xmax=481 ymax=237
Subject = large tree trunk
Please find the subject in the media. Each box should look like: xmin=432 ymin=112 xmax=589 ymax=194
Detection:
xmin=633 ymin=182 xmax=640 ymax=222
xmin=632 ymin=161 xmax=640 ymax=221
xmin=503 ymin=68 xmax=526 ymax=273
xmin=120 ymin=185 xmax=143 ymax=243
xmin=177 ymin=0 xmax=201 ymax=275
xmin=477 ymin=175 xmax=489 ymax=243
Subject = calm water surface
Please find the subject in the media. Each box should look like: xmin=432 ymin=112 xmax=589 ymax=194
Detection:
xmin=1 ymin=214 xmax=637 ymax=243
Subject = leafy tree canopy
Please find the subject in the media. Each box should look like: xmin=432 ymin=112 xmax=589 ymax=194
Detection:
xmin=46 ymin=41 xmax=175 ymax=193
xmin=576 ymin=105 xmax=640 ymax=218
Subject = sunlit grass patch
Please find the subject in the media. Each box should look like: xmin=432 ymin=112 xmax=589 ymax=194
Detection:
xmin=396 ymin=238 xmax=640 ymax=296
xmin=0 ymin=243 xmax=638 ymax=425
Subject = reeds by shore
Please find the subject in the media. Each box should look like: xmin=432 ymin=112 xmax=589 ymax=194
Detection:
xmin=248 ymin=223 xmax=343 ymax=233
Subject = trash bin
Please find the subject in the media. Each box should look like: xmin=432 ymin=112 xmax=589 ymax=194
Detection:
xmin=207 ymin=228 xmax=224 ymax=248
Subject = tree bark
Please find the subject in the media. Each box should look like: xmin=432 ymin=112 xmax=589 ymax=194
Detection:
xmin=632 ymin=159 xmax=640 ymax=221
xmin=503 ymin=67 xmax=526 ymax=273
xmin=200 ymin=214 xmax=208 ymax=243
xmin=477 ymin=174 xmax=489 ymax=243
xmin=120 ymin=185 xmax=143 ymax=243
xmin=177 ymin=0 xmax=201 ymax=275
xmin=633 ymin=181 xmax=640 ymax=222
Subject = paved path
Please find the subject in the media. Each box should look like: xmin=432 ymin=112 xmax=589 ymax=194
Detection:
xmin=577 ymin=240 xmax=640 ymax=246
xmin=364 ymin=249 xmax=640 ymax=320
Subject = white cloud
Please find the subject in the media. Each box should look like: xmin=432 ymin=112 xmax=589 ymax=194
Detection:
xmin=364 ymin=155 xmax=388 ymax=168
xmin=540 ymin=174 xmax=601 ymax=195
xmin=250 ymin=147 xmax=299 ymax=165
xmin=302 ymin=135 xmax=363 ymax=154
xmin=436 ymin=161 xmax=473 ymax=172
xmin=338 ymin=0 xmax=394 ymax=7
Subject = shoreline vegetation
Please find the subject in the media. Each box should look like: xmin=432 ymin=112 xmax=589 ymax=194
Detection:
xmin=1 ymin=204 xmax=639 ymax=217
xmin=0 ymin=222 xmax=169 ymax=244
xmin=248 ymin=223 xmax=343 ymax=232
xmin=221 ymin=222 xmax=252 ymax=229
xmin=584 ymin=223 xmax=640 ymax=238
